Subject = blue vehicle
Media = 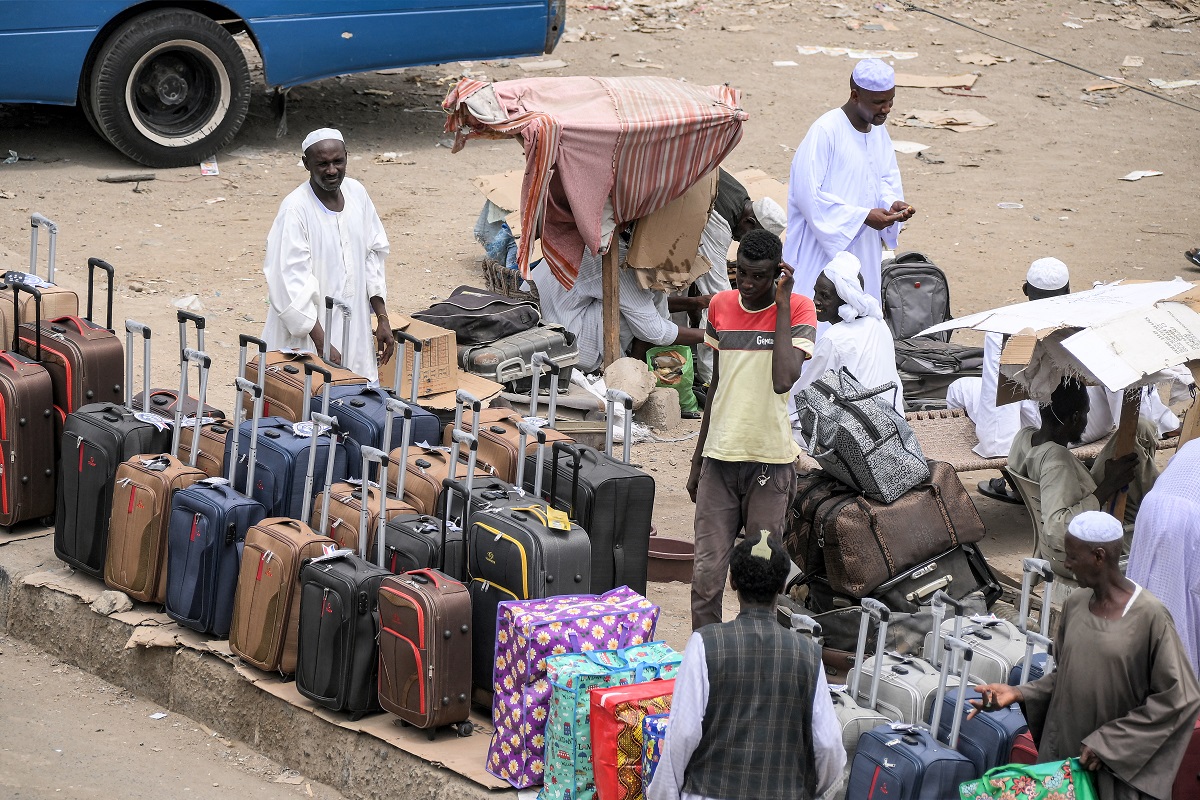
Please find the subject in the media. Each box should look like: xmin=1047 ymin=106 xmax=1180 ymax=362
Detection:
xmin=0 ymin=1 xmax=565 ymax=167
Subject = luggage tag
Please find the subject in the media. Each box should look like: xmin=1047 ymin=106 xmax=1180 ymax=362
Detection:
xmin=888 ymin=722 xmax=920 ymax=733
xmin=134 ymin=412 xmax=172 ymax=431
xmin=184 ymin=415 xmax=221 ymax=428
xmin=311 ymin=546 xmax=354 ymax=562
xmin=546 ymin=507 xmax=571 ymax=531
xmin=3 ymin=270 xmax=52 ymax=289
xmin=291 ymin=420 xmax=331 ymax=439
xmin=200 ymin=477 xmax=231 ymax=487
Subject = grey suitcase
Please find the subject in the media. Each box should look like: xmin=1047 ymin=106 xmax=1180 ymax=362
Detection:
xmin=456 ymin=323 xmax=578 ymax=388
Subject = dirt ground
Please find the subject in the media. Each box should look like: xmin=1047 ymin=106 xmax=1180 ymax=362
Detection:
xmin=0 ymin=0 xmax=1195 ymax=681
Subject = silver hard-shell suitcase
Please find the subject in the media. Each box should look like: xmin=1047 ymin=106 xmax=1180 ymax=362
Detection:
xmin=457 ymin=323 xmax=578 ymax=387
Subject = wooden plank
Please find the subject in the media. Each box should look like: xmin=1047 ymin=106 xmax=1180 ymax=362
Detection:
xmin=1108 ymin=389 xmax=1141 ymax=521
xmin=602 ymin=244 xmax=621 ymax=367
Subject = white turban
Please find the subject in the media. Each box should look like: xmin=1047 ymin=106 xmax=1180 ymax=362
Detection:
xmin=1067 ymin=510 xmax=1123 ymax=543
xmin=852 ymin=58 xmax=895 ymax=92
xmin=302 ymin=127 xmax=344 ymax=153
xmin=752 ymin=197 xmax=787 ymax=237
xmin=823 ymin=251 xmax=883 ymax=322
xmin=1026 ymin=257 xmax=1069 ymax=291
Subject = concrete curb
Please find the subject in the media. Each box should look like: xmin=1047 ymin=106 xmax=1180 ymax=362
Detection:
xmin=0 ymin=535 xmax=511 ymax=800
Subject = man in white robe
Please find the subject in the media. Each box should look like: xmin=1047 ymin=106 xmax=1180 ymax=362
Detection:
xmin=262 ymin=127 xmax=393 ymax=381
xmin=783 ymin=58 xmax=914 ymax=312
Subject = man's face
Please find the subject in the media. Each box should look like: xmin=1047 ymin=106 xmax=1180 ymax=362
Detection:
xmin=303 ymin=140 xmax=347 ymax=193
xmin=812 ymin=274 xmax=842 ymax=324
xmin=1063 ymin=534 xmax=1102 ymax=586
xmin=850 ymin=86 xmax=896 ymax=127
xmin=732 ymin=200 xmax=759 ymax=242
xmin=735 ymin=255 xmax=779 ymax=306
xmin=1066 ymin=395 xmax=1090 ymax=443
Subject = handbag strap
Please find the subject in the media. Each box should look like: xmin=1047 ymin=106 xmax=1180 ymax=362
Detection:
xmin=853 ymin=497 xmax=897 ymax=577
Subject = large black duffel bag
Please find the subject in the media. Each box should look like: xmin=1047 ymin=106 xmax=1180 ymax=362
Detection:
xmin=413 ymin=285 xmax=540 ymax=344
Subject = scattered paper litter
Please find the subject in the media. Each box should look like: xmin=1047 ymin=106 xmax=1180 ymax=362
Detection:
xmin=773 ymin=60 xmax=799 ymax=67
xmin=896 ymin=108 xmax=996 ymax=132
xmin=518 ymin=59 xmax=567 ymax=72
xmin=997 ymin=202 xmax=1024 ymax=209
xmin=1149 ymin=78 xmax=1200 ymax=89
xmin=956 ymin=52 xmax=1011 ymax=66
xmin=199 ymin=159 xmax=219 ymax=176
xmin=894 ymin=73 xmax=978 ymax=89
xmin=203 ymin=197 xmax=226 ymax=204
xmin=723 ymin=24 xmax=755 ymax=31
xmin=797 ymin=45 xmax=918 ymax=60
xmin=1119 ymin=170 xmax=1163 ymax=181
xmin=1123 ymin=56 xmax=1145 ymax=67
xmin=374 ymin=151 xmax=415 ymax=164
xmin=892 ymin=140 xmax=931 ymax=154
xmin=1063 ymin=20 xmax=1085 ymax=28
xmin=149 ymin=712 xmax=168 ymax=720
xmin=1083 ymin=80 xmax=1124 ymax=92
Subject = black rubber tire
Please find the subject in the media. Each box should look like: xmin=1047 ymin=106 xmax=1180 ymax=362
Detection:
xmin=88 ymin=9 xmax=251 ymax=168
xmin=77 ymin=71 xmax=106 ymax=141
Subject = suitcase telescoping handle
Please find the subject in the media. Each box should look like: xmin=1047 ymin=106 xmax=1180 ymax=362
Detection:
xmin=789 ymin=613 xmax=823 ymax=640
xmin=124 ymin=320 xmax=152 ymax=414
xmin=1018 ymin=631 xmax=1054 ymax=685
xmin=29 ymin=213 xmax=58 ymax=282
xmin=929 ymin=635 xmax=974 ymax=749
xmin=303 ymin=361 xmax=332 ymax=421
xmin=444 ymin=429 xmax=478 ymax=576
xmin=86 ymin=258 xmax=115 ymax=332
xmin=529 ymin=351 xmax=561 ymax=424
xmin=549 ymin=440 xmax=582 ymax=518
xmin=452 ymin=388 xmax=481 ymax=435
xmin=385 ymin=398 xmax=412 ymax=503
xmin=852 ymin=598 xmax=890 ymax=713
xmin=323 ymin=296 xmax=352 ymax=366
xmin=928 ymin=589 xmax=965 ymax=670
xmin=305 ymin=411 xmax=339 ymax=527
xmin=238 ymin=334 xmax=267 ymax=392
xmin=1019 ymin=557 xmax=1055 ymax=637
xmin=231 ymin=377 xmax=263 ymax=498
xmin=605 ymin=388 xmax=634 ymax=464
xmin=174 ymin=348 xmax=210 ymax=461
xmin=359 ymin=446 xmax=388 ymax=567
xmin=391 ymin=329 xmax=423 ymax=402
xmin=8 ymin=279 xmax=41 ymax=357
xmin=177 ymin=311 xmax=206 ymax=398
xmin=447 ymin=428 xmax=479 ymax=495
xmin=516 ymin=420 xmax=547 ymax=498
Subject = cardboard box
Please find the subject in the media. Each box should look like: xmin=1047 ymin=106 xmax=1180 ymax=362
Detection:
xmin=626 ymin=169 xmax=718 ymax=291
xmin=380 ymin=318 xmax=458 ymax=397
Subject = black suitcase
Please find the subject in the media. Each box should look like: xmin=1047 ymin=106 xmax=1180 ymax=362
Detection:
xmin=296 ymin=445 xmax=392 ymax=719
xmin=530 ymin=389 xmax=653 ymax=593
xmin=55 ymin=318 xmax=172 ymax=577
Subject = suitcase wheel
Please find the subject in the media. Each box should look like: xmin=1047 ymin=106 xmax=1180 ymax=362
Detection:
xmin=397 ymin=718 xmax=409 ymax=727
xmin=426 ymin=730 xmax=437 ymax=742
xmin=455 ymin=722 xmax=473 ymax=738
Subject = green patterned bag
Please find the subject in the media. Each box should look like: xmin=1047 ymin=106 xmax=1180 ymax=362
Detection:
xmin=959 ymin=758 xmax=1099 ymax=800
xmin=539 ymin=641 xmax=680 ymax=800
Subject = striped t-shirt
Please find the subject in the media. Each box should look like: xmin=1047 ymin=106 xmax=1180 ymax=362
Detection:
xmin=703 ymin=291 xmax=817 ymax=464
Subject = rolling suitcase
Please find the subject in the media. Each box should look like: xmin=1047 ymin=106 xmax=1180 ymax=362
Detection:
xmin=133 ymin=310 xmax=226 ymax=421
xmin=1007 ymin=558 xmax=1057 ymax=685
xmin=456 ymin=322 xmax=578 ymax=388
xmin=54 ymin=314 xmax=172 ymax=578
xmin=1010 ymin=731 xmax=1038 ymax=765
xmin=104 ymin=336 xmax=208 ymax=603
xmin=931 ymin=685 xmax=1028 ymax=775
xmin=846 ymin=635 xmax=979 ymax=798
xmin=165 ymin=376 xmax=268 ymax=636
xmin=296 ymin=445 xmax=392 ymax=718
xmin=387 ymin=391 xmax=493 ymax=516
xmin=534 ymin=388 xmax=654 ymax=594
xmin=177 ymin=334 xmax=265 ymax=479
xmin=0 ymin=282 xmax=56 ymax=528
xmin=228 ymin=407 xmax=338 ymax=675
xmin=225 ymin=361 xmax=355 ymax=519
xmin=0 ymin=214 xmax=79 ymax=351
xmin=18 ymin=257 xmax=124 ymax=418
xmin=376 ymin=459 xmax=474 ymax=737
xmin=243 ymin=296 xmax=368 ymax=422
xmin=313 ymin=399 xmax=415 ymax=553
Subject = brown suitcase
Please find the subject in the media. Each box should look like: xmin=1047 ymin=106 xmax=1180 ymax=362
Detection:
xmin=386 ymin=442 xmax=494 ymax=516
xmin=787 ymin=460 xmax=985 ymax=598
xmin=0 ymin=214 xmax=80 ymax=352
xmin=0 ymin=281 xmax=56 ymax=528
xmin=17 ymin=258 xmax=123 ymax=417
xmin=243 ymin=296 xmax=368 ymax=422
xmin=178 ymin=334 xmax=266 ymax=479
xmin=445 ymin=408 xmax=574 ymax=485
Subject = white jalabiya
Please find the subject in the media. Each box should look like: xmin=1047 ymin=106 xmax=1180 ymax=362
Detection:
xmin=262 ymin=177 xmax=389 ymax=381
xmin=1128 ymin=438 xmax=1200 ymax=679
xmin=945 ymin=332 xmax=1023 ymax=459
xmin=784 ymin=108 xmax=905 ymax=307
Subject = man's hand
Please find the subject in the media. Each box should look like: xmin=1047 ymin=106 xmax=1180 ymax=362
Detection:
xmin=775 ymin=263 xmax=796 ymax=305
xmin=375 ymin=317 xmax=396 ymax=365
xmin=865 ymin=207 xmax=907 ymax=231
xmin=686 ymin=460 xmax=703 ymax=503
xmin=1080 ymin=745 xmax=1103 ymax=772
xmin=966 ymin=684 xmax=1022 ymax=720
xmin=326 ymin=345 xmax=343 ymax=366
xmin=889 ymin=200 xmax=916 ymax=222
xmin=1094 ymin=452 xmax=1138 ymax=503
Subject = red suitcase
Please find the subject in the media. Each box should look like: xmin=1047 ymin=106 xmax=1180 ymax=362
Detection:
xmin=1010 ymin=731 xmax=1038 ymax=765
xmin=1174 ymin=718 xmax=1200 ymax=800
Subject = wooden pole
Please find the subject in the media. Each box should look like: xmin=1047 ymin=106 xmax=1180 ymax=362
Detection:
xmin=1108 ymin=389 xmax=1141 ymax=522
xmin=602 ymin=244 xmax=621 ymax=367
xmin=1177 ymin=360 xmax=1200 ymax=448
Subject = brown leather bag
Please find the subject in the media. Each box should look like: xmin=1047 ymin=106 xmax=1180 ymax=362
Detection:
xmin=789 ymin=460 xmax=984 ymax=599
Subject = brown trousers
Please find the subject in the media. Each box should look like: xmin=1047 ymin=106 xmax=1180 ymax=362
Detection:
xmin=691 ymin=458 xmax=796 ymax=630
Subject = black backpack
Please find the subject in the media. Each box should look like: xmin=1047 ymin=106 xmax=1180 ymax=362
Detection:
xmin=880 ymin=251 xmax=951 ymax=342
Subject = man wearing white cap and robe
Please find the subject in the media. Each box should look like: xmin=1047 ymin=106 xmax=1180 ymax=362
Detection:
xmin=971 ymin=511 xmax=1200 ymax=800
xmin=262 ymin=127 xmax=394 ymax=381
xmin=783 ymin=58 xmax=915 ymax=312
xmin=792 ymin=251 xmax=904 ymax=432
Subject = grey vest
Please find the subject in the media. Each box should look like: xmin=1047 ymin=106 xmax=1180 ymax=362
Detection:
xmin=682 ymin=607 xmax=819 ymax=800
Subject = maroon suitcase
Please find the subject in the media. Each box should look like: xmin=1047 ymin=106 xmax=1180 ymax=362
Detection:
xmin=132 ymin=310 xmax=225 ymax=421
xmin=1009 ymin=731 xmax=1038 ymax=765
xmin=1174 ymin=718 xmax=1200 ymax=800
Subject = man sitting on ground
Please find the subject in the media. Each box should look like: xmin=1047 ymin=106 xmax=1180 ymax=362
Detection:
xmin=972 ymin=511 xmax=1200 ymax=800
xmin=792 ymin=250 xmax=904 ymax=424
xmin=1007 ymin=378 xmax=1158 ymax=579
xmin=648 ymin=534 xmax=846 ymax=800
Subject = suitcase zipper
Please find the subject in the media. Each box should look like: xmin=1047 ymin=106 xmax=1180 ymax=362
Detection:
xmin=475 ymin=523 xmax=529 ymax=598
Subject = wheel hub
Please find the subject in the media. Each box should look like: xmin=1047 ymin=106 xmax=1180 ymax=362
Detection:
xmin=149 ymin=65 xmax=189 ymax=107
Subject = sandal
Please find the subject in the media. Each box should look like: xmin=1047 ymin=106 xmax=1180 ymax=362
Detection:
xmin=977 ymin=476 xmax=1024 ymax=505
xmin=1187 ymin=248 xmax=1200 ymax=269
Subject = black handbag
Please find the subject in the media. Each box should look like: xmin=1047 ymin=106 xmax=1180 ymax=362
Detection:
xmin=413 ymin=285 xmax=540 ymax=344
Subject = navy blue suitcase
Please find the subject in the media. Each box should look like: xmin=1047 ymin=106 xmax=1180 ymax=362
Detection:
xmin=227 ymin=362 xmax=356 ymax=518
xmin=1009 ymin=651 xmax=1051 ymax=685
xmin=165 ymin=377 xmax=267 ymax=636
xmin=930 ymin=686 xmax=1028 ymax=775
xmin=847 ymin=636 xmax=979 ymax=799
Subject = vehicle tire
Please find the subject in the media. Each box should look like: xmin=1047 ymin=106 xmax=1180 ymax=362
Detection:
xmin=89 ymin=9 xmax=251 ymax=168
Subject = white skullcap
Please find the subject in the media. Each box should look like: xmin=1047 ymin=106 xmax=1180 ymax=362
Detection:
xmin=1026 ymin=257 xmax=1069 ymax=291
xmin=852 ymin=58 xmax=895 ymax=92
xmin=823 ymin=251 xmax=883 ymax=322
xmin=753 ymin=197 xmax=786 ymax=237
xmin=1067 ymin=510 xmax=1123 ymax=543
xmin=302 ymin=127 xmax=344 ymax=152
